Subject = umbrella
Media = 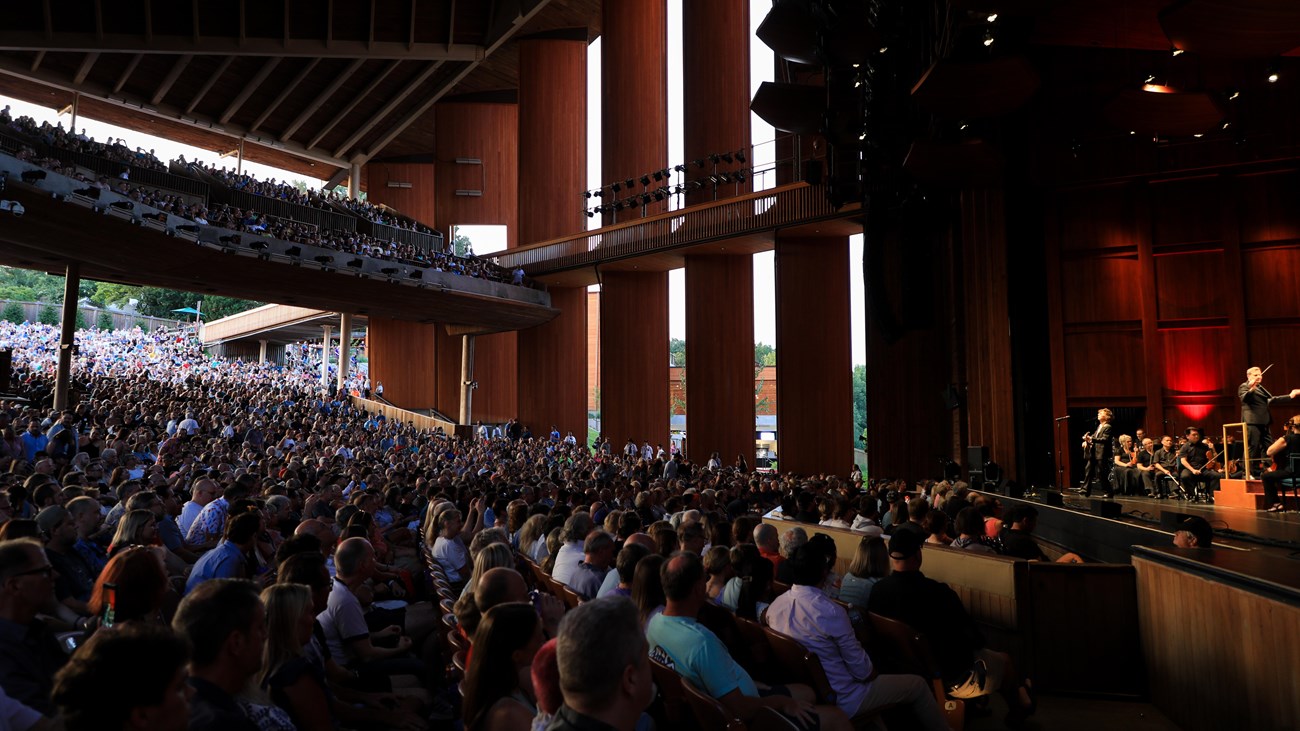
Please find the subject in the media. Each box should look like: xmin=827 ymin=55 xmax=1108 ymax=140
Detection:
xmin=171 ymin=307 xmax=202 ymax=315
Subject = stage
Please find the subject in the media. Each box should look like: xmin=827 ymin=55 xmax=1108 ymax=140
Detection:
xmin=977 ymin=489 xmax=1300 ymax=564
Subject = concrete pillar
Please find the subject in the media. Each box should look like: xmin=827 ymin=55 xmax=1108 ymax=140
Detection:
xmin=775 ymin=235 xmax=853 ymax=475
xmin=52 ymin=263 xmax=79 ymax=411
xmin=319 ymin=325 xmax=332 ymax=387
xmin=257 ymin=339 xmax=268 ymax=364
xmin=460 ymin=334 xmax=476 ymax=425
xmin=348 ymin=162 xmax=361 ymax=200
xmin=337 ymin=313 xmax=353 ymax=394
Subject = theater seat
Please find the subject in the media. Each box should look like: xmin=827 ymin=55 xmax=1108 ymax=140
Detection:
xmin=868 ymin=612 xmax=965 ymax=731
xmin=760 ymin=626 xmax=836 ymax=706
xmin=680 ymin=676 xmax=747 ymax=731
xmin=649 ymin=658 xmax=690 ymax=727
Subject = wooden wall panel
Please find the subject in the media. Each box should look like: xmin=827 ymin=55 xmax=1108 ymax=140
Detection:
xmin=588 ymin=291 xmax=600 ymax=413
xmin=1234 ymin=170 xmax=1300 ymax=244
xmin=686 ymin=254 xmax=755 ymax=465
xmin=682 ymin=0 xmax=751 ymax=206
xmin=1242 ymin=246 xmax=1300 ymax=319
xmin=471 ymin=332 xmax=518 ymax=424
xmin=518 ymin=287 xmax=589 ymax=443
xmin=777 ymin=235 xmax=853 ymax=475
xmin=1161 ymin=328 xmax=1229 ymax=395
xmin=1135 ymin=555 xmax=1300 ymax=731
xmin=1154 ymin=250 xmax=1226 ymax=321
xmin=434 ymin=328 xmax=463 ymax=421
xmin=601 ymin=0 xmax=668 ymax=219
xmin=600 ymin=271 xmax=670 ymax=447
xmin=1063 ymin=330 xmax=1144 ymax=398
xmin=366 ymin=316 xmax=438 ymax=410
xmin=363 ymin=162 xmax=436 ymax=226
xmin=1055 ymin=183 xmax=1136 ymax=251
xmin=1245 ymin=325 xmax=1300 ymax=425
xmin=1150 ymin=177 xmax=1221 ymax=247
xmin=1060 ymin=255 xmax=1141 ymax=323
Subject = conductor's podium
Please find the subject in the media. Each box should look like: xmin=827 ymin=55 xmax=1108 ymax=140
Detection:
xmin=1216 ymin=478 xmax=1298 ymax=509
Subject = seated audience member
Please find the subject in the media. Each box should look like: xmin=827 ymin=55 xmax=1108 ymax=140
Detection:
xmin=261 ymin=583 xmax=334 ymax=731
xmin=567 ymin=530 xmax=616 ymax=600
xmin=950 ymin=507 xmax=996 ymax=554
xmin=734 ymin=545 xmax=775 ymax=622
xmin=89 ymin=545 xmax=171 ymax=626
xmin=65 ymin=495 xmax=108 ymax=573
xmin=1173 ymin=516 xmax=1214 ymax=549
xmin=185 ymin=511 xmax=262 ymax=594
xmin=1000 ymin=505 xmax=1084 ymax=563
xmin=461 ymin=603 xmax=544 ymax=730
xmin=37 ymin=506 xmax=95 ymax=616
xmin=838 ymin=536 xmax=889 ymax=611
xmin=766 ymin=543 xmax=948 ymax=729
xmin=530 ymin=638 xmax=563 ymax=730
xmin=50 ymin=621 xmax=191 ymax=731
xmin=892 ymin=498 xmax=928 ymax=540
xmin=432 ymin=509 xmax=471 ymax=588
xmin=703 ymin=545 xmax=734 ymax=604
xmin=774 ymin=526 xmax=807 ymax=583
xmin=646 ymin=551 xmax=851 ymax=731
xmin=630 ymin=555 xmax=666 ymax=629
xmin=0 ymin=538 xmax=68 ymax=714
xmin=596 ymin=534 xmax=654 ymax=598
xmin=550 ymin=513 xmax=594 ymax=586
xmin=923 ymin=510 xmax=951 ymax=546
xmin=460 ymin=542 xmax=516 ymax=599
xmin=549 ymin=597 xmax=654 ymax=731
xmin=676 ymin=521 xmax=707 ymax=556
xmin=317 ymin=538 xmax=422 ymax=679
xmin=186 ymin=481 xmax=251 ymax=549
xmin=867 ymin=530 xmax=1035 ymax=727
xmin=171 ymin=579 xmax=265 ymax=731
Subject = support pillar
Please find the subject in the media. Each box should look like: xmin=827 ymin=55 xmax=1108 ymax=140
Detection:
xmin=337 ymin=313 xmax=353 ymax=394
xmin=348 ymin=162 xmax=361 ymax=200
xmin=683 ymin=0 xmax=751 ymax=205
xmin=52 ymin=263 xmax=79 ymax=411
xmin=776 ymin=235 xmax=853 ymax=475
xmin=516 ymin=34 xmax=589 ymax=442
xmin=599 ymin=0 xmax=670 ymax=447
xmin=319 ymin=325 xmax=332 ymax=387
xmin=460 ymin=335 xmax=476 ymax=426
xmin=69 ymin=92 xmax=78 ymax=135
xmin=257 ymin=340 xmax=268 ymax=364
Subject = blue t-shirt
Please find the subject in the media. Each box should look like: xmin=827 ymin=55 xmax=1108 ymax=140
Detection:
xmin=185 ymin=541 xmax=245 ymax=594
xmin=646 ymin=614 xmax=757 ymax=699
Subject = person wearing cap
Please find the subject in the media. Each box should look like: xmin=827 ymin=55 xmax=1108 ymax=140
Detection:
xmin=1172 ymin=516 xmax=1213 ymax=548
xmin=868 ymin=529 xmax=1036 ymax=727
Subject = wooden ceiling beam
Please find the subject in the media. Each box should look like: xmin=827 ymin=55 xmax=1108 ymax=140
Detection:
xmin=250 ymin=58 xmax=320 ymax=132
xmin=113 ymin=53 xmax=143 ymax=94
xmin=184 ymin=55 xmax=233 ymax=113
xmin=0 ymin=32 xmax=484 ymax=61
xmin=307 ymin=59 xmax=399 ymax=150
xmin=281 ymin=57 xmax=364 ymax=141
xmin=73 ymin=52 xmax=99 ymax=85
xmin=218 ymin=57 xmax=280 ymax=124
xmin=150 ymin=53 xmax=193 ymax=106
xmin=334 ymin=61 xmax=442 ymax=159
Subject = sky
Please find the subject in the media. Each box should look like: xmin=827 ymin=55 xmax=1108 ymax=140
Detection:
xmin=0 ymin=0 xmax=866 ymax=365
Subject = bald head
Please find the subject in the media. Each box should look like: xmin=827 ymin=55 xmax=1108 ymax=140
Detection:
xmin=334 ymin=537 xmax=373 ymax=579
xmin=754 ymin=523 xmax=778 ymax=551
xmin=474 ymin=567 xmax=527 ymax=613
xmin=624 ymin=532 xmax=656 ymax=552
xmin=295 ymin=519 xmax=336 ymax=556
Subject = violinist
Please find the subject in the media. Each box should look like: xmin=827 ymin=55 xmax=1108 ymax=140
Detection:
xmin=1153 ymin=436 xmax=1182 ymax=499
xmin=1135 ymin=437 xmax=1161 ymax=498
xmin=1110 ymin=434 xmax=1139 ymax=498
xmin=1261 ymin=415 xmax=1300 ymax=513
xmin=1178 ymin=427 xmax=1222 ymax=504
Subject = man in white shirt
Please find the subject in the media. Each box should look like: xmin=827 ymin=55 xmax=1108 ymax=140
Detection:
xmin=432 ymin=509 xmax=469 ymax=586
xmin=551 ymin=512 xmax=594 ymax=587
xmin=179 ymin=477 xmax=218 ymax=537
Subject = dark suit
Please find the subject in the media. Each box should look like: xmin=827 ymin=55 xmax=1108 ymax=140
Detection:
xmin=1239 ymin=382 xmax=1292 ymax=471
xmin=1081 ymin=422 xmax=1113 ymax=495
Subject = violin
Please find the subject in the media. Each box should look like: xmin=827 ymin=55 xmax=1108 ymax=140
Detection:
xmin=1204 ymin=444 xmax=1222 ymax=471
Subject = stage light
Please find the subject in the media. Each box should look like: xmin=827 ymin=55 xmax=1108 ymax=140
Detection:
xmin=1193 ymin=133 xmax=1203 ymax=138
xmin=710 ymin=154 xmax=721 ymax=164
xmin=380 ymin=267 xmax=398 ymax=275
xmin=586 ymin=209 xmax=595 ymax=218
xmin=624 ymin=178 xmax=635 ymax=188
xmin=674 ymin=164 xmax=687 ymax=173
xmin=959 ymin=121 xmax=969 ymax=130
xmin=1171 ymin=47 xmax=1184 ymax=57
xmin=986 ymin=13 xmax=998 ymax=22
xmin=878 ymin=46 xmax=888 ymax=54
xmin=1267 ymin=69 xmax=1279 ymax=83
xmin=735 ymin=171 xmax=746 ymax=183
xmin=721 ymin=152 xmax=734 ymax=164
xmin=694 ymin=159 xmax=706 ymax=169
xmin=1144 ymin=73 xmax=1156 ymax=84
xmin=582 ymin=191 xmax=592 ymax=199
xmin=653 ymin=170 xmax=664 ymax=181
xmin=983 ymin=31 xmax=994 ymax=47
xmin=1227 ymin=88 xmax=1240 ymax=100
xmin=736 ymin=150 xmax=746 ymax=163
xmin=1129 ymin=130 xmax=1136 ymax=135
xmin=1221 ymin=120 xmax=1232 ymax=130
xmin=640 ymin=175 xmax=650 ymax=186
xmin=612 ymin=182 xmax=621 ymax=193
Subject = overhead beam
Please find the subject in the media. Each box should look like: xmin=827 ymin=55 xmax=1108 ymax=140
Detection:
xmin=361 ymin=0 xmax=554 ymax=162
xmin=334 ymin=61 xmax=441 ymax=158
xmin=218 ymin=57 xmax=280 ymax=124
xmin=250 ymin=58 xmax=319 ymax=132
xmin=30 ymin=51 xmax=45 ymax=73
xmin=0 ymin=59 xmax=349 ymax=168
xmin=0 ymin=32 xmax=485 ymax=61
xmin=184 ymin=55 xmax=233 ymax=113
xmin=113 ymin=53 xmax=143 ymax=93
xmin=307 ymin=59 xmax=399 ymax=150
xmin=73 ymin=53 xmax=99 ymax=84
xmin=281 ymin=57 xmax=363 ymax=140
xmin=150 ymin=53 xmax=193 ymax=106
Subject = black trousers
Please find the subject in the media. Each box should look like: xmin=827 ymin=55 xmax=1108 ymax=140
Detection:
xmin=1246 ymin=423 xmax=1272 ymax=474
xmin=1261 ymin=469 xmax=1294 ymax=506
xmin=1180 ymin=468 xmax=1222 ymax=499
xmin=1082 ymin=456 xmax=1110 ymax=493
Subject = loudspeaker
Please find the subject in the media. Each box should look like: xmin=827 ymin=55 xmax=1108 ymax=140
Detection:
xmin=1090 ymin=499 xmax=1122 ymax=519
xmin=987 ymin=479 xmax=1024 ymax=499
xmin=967 ymin=445 xmax=989 ymax=468
xmin=1039 ymin=489 xmax=1064 ymax=507
xmin=1160 ymin=511 xmax=1195 ymax=531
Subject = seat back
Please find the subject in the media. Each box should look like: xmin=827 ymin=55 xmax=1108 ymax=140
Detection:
xmin=733 ymin=615 xmax=779 ymax=682
xmin=680 ymin=677 xmax=747 ymax=731
xmin=557 ymin=583 xmax=583 ymax=609
xmin=649 ymin=658 xmax=693 ymax=728
xmin=867 ymin=612 xmax=940 ymax=678
xmin=761 ymin=626 xmax=836 ymax=705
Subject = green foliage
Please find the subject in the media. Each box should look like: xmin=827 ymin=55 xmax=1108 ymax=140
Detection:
xmin=135 ymin=288 xmax=193 ymax=318
xmin=75 ymin=309 xmax=87 ymax=329
xmin=754 ymin=342 xmax=776 ymax=367
xmin=853 ymin=365 xmax=867 ymax=448
xmin=669 ymin=338 xmax=686 ymax=367
xmin=96 ymin=311 xmax=114 ymax=330
xmin=2 ymin=302 xmax=24 ymax=324
xmin=38 ymin=305 xmax=58 ymax=325
xmin=90 ymin=282 xmax=141 ymax=308
xmin=452 ymin=233 xmax=472 ymax=257
xmin=135 ymin=319 xmax=148 ymax=330
xmin=0 ymin=267 xmax=65 ymax=303
xmin=200 ymin=294 xmax=261 ymax=321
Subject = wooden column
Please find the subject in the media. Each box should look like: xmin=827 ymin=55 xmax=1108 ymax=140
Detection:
xmin=599 ymin=0 xmax=669 ymax=446
xmin=601 ymin=271 xmax=670 ymax=448
xmin=960 ymin=187 xmax=1017 ymax=477
xmin=683 ymin=0 xmax=751 ymax=206
xmin=516 ymin=34 xmax=589 ymax=442
xmin=776 ymin=235 xmax=852 ymax=475
xmin=364 ymin=162 xmax=436 ymax=226
xmin=685 ymin=254 xmax=755 ymax=467
xmin=366 ymin=316 xmax=438 ymax=410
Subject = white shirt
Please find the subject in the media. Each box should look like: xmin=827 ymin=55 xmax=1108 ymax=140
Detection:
xmin=178 ymin=500 xmax=204 ymax=536
xmin=551 ymin=541 xmax=585 ymax=586
xmin=596 ymin=567 xmax=622 ymax=598
xmin=432 ymin=535 xmax=468 ymax=583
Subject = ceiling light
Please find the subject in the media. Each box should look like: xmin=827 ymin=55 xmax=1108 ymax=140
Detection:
xmin=1171 ymin=47 xmax=1184 ymax=57
xmin=1193 ymin=133 xmax=1203 ymax=138
xmin=1227 ymin=88 xmax=1240 ymax=100
xmin=983 ymin=31 xmax=994 ymax=47
xmin=986 ymin=13 xmax=998 ymax=22
xmin=1145 ymin=73 xmax=1156 ymax=84
xmin=1268 ymin=71 xmax=1279 ymax=83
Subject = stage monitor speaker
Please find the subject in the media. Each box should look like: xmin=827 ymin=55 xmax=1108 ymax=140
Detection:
xmin=1039 ymin=490 xmax=1064 ymax=507
xmin=1090 ymin=499 xmax=1122 ymax=519
xmin=1160 ymin=511 xmax=1195 ymax=532
xmin=967 ymin=445 xmax=989 ymax=468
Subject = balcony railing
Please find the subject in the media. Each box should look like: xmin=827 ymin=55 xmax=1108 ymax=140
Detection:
xmin=0 ymin=129 xmax=209 ymax=199
xmin=494 ymin=182 xmax=854 ymax=274
xmin=361 ymin=220 xmax=445 ymax=256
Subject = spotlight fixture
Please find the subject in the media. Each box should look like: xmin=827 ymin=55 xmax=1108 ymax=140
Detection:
xmin=285 ymin=246 xmax=302 ymax=257
xmin=1193 ymin=133 xmax=1203 ymax=138
xmin=735 ymin=170 xmax=747 ymax=183
xmin=624 ymin=178 xmax=635 ymax=188
xmin=674 ymin=164 xmax=687 ymax=173
xmin=612 ymin=182 xmax=621 ymax=193
xmin=878 ymin=46 xmax=888 ymax=54
xmin=640 ymin=175 xmax=651 ymax=186
xmin=582 ymin=190 xmax=593 ymax=199
xmin=1227 ymin=88 xmax=1240 ymax=100
xmin=653 ymin=190 xmax=666 ymax=202
xmin=694 ymin=159 xmax=706 ymax=169
xmin=347 ymin=258 xmax=364 ymax=267
xmin=710 ymin=154 xmax=721 ymax=164
xmin=653 ymin=170 xmax=664 ymax=181
xmin=1144 ymin=73 xmax=1156 ymax=84
xmin=586 ymin=209 xmax=596 ymax=218
xmin=1267 ymin=67 xmax=1279 ymax=83
xmin=721 ymin=152 xmax=734 ymax=163
xmin=1221 ymin=120 xmax=1232 ymax=130
xmin=380 ymin=267 xmax=398 ymax=275
xmin=613 ymin=200 xmax=624 ymax=211
xmin=249 ymin=241 xmax=268 ymax=250
xmin=983 ymin=31 xmax=994 ymax=47
xmin=1171 ymin=47 xmax=1184 ymax=57
xmin=719 ymin=173 xmax=732 ymax=184
xmin=986 ymin=12 xmax=998 ymax=22
xmin=408 ymin=270 xmax=422 ymax=280
xmin=314 ymin=255 xmax=334 ymax=264
xmin=736 ymin=150 xmax=746 ymax=163
xmin=959 ymin=121 xmax=969 ymax=131
xmin=593 ymin=190 xmax=605 ymax=198
xmin=1129 ymin=130 xmax=1136 ymax=135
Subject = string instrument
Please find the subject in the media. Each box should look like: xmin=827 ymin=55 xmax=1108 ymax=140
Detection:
xmin=1204 ymin=445 xmax=1222 ymax=472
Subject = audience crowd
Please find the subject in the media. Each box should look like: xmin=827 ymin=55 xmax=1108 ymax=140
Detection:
xmin=3 ymin=106 xmax=167 ymax=172
xmin=0 ymin=318 xmax=1051 ymax=731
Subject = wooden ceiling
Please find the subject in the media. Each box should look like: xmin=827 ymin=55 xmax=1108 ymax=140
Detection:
xmin=0 ymin=0 xmax=600 ymax=179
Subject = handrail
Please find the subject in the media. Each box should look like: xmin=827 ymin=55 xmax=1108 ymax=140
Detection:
xmin=0 ymin=128 xmax=208 ymax=199
xmin=359 ymin=219 xmax=445 ymax=256
xmin=223 ymin=188 xmax=358 ymax=232
xmin=494 ymin=182 xmax=856 ymax=274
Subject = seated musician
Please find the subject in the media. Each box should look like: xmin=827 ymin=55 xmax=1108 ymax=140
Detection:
xmin=1152 ymin=436 xmax=1181 ymax=499
xmin=1109 ymin=435 xmax=1139 ymax=498
xmin=1222 ymin=434 xmax=1246 ymax=479
xmin=1135 ymin=438 xmax=1160 ymax=497
xmin=1177 ymin=427 xmax=1221 ymax=504
xmin=1261 ymin=415 xmax=1300 ymax=513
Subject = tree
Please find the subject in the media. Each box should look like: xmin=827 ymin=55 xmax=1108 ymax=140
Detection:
xmin=90 ymin=282 xmax=141 ymax=308
xmin=75 ymin=309 xmax=87 ymax=329
xmin=0 ymin=267 xmax=65 ymax=302
xmin=452 ymin=233 xmax=472 ymax=257
xmin=2 ymin=302 xmax=24 ymax=324
xmin=669 ymin=338 xmax=686 ymax=367
xmin=97 ymin=311 xmax=114 ymax=330
xmin=135 ymin=288 xmax=194 ymax=318
xmin=38 ymin=306 xmax=58 ymax=325
xmin=852 ymin=365 xmax=867 ymax=448
xmin=754 ymin=342 xmax=776 ymax=367
xmin=200 ymin=295 xmax=261 ymax=320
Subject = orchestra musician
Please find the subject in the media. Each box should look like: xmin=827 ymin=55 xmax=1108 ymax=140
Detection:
xmin=1110 ymin=434 xmax=1139 ymax=498
xmin=1260 ymin=415 xmax=1300 ymax=513
xmin=1152 ymin=435 xmax=1181 ymax=499
xmin=1079 ymin=408 xmax=1114 ymax=497
xmin=1237 ymin=366 xmax=1300 ymax=475
xmin=1178 ymin=427 xmax=1222 ymax=504
xmin=1135 ymin=437 xmax=1161 ymax=498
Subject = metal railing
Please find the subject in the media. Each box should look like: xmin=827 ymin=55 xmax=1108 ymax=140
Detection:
xmin=218 ymin=188 xmax=358 ymax=233
xmin=496 ymin=182 xmax=852 ymax=273
xmin=0 ymin=129 xmax=209 ymax=199
xmin=361 ymin=220 xmax=445 ymax=256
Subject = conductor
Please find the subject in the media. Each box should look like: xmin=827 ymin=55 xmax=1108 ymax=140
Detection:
xmin=1238 ymin=366 xmax=1300 ymax=474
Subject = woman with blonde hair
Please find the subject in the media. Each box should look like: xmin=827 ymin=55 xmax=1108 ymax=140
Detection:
xmin=838 ymin=536 xmax=889 ymax=610
xmin=461 ymin=542 xmax=515 ymax=598
xmin=517 ymin=514 xmax=548 ymax=563
xmin=261 ymin=583 xmax=334 ymax=731
xmin=109 ymin=509 xmax=159 ymax=557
